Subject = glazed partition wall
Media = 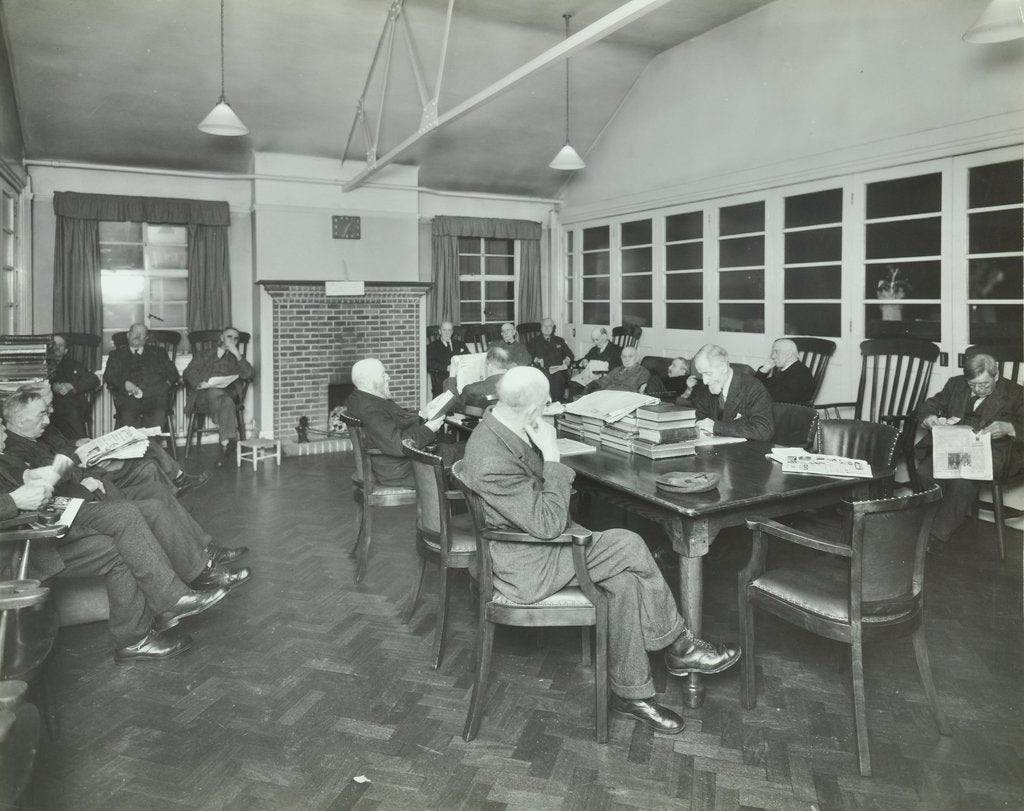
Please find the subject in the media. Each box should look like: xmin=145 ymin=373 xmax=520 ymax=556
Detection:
xmin=559 ymin=146 xmax=1023 ymax=393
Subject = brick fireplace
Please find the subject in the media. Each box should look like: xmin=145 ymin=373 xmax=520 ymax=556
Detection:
xmin=261 ymin=281 xmax=430 ymax=441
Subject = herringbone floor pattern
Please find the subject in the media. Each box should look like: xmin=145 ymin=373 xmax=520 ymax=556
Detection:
xmin=22 ymin=451 xmax=1024 ymax=810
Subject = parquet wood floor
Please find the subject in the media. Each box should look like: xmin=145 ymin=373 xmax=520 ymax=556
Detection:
xmin=21 ymin=451 xmax=1024 ymax=810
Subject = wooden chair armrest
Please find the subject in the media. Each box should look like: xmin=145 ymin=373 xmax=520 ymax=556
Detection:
xmin=0 ymin=513 xmax=42 ymax=530
xmin=571 ymin=539 xmax=606 ymax=609
xmin=0 ymin=525 xmax=69 ymax=544
xmin=481 ymin=528 xmax=593 ymax=546
xmin=443 ymin=489 xmax=465 ymax=502
xmin=744 ymin=517 xmax=852 ymax=557
xmin=0 ymin=580 xmax=49 ymax=611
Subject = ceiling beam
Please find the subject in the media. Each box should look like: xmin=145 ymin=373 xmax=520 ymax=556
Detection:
xmin=342 ymin=0 xmax=675 ymax=192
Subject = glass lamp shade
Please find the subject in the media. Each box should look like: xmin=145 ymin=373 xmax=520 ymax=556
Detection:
xmin=549 ymin=142 xmax=585 ymax=171
xmin=963 ymin=0 xmax=1024 ymax=43
xmin=198 ymin=99 xmax=249 ymax=136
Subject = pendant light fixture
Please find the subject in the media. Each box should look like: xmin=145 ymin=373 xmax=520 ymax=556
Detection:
xmin=549 ymin=13 xmax=585 ymax=171
xmin=198 ymin=0 xmax=248 ymax=136
xmin=963 ymin=0 xmax=1024 ymax=43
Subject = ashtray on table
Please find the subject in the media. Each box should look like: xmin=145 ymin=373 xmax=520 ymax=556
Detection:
xmin=655 ymin=472 xmax=720 ymax=493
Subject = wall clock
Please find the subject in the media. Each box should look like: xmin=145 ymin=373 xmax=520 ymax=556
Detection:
xmin=332 ymin=215 xmax=361 ymax=239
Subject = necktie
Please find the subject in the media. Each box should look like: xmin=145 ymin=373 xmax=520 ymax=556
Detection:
xmin=716 ymin=393 xmax=726 ymax=420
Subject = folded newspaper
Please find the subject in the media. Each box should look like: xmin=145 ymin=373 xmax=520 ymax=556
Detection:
xmin=565 ymin=390 xmax=660 ymax=423
xmin=75 ymin=426 xmax=164 ymax=467
xmin=778 ymin=452 xmax=872 ymax=478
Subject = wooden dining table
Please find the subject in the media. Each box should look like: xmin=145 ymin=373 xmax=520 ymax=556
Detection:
xmin=561 ymin=438 xmax=890 ymax=708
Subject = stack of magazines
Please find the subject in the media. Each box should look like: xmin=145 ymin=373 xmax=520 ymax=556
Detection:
xmin=75 ymin=426 xmax=163 ymax=467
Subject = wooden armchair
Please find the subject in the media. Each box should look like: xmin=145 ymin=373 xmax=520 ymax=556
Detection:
xmin=452 ymin=461 xmax=608 ymax=743
xmin=789 ymin=336 xmax=836 ymax=406
xmin=110 ymin=329 xmax=182 ymax=458
xmin=182 ymin=329 xmax=252 ymax=459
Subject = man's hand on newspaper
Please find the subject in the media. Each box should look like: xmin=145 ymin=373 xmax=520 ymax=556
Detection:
xmin=125 ymin=381 xmax=144 ymax=399
xmin=11 ymin=482 xmax=52 ymax=510
xmin=425 ymin=415 xmax=446 ymax=434
xmin=81 ymin=477 xmax=106 ymax=495
xmin=979 ymin=420 xmax=1015 ymax=439
xmin=922 ymin=414 xmax=961 ymax=429
xmin=525 ymin=417 xmax=560 ymax=463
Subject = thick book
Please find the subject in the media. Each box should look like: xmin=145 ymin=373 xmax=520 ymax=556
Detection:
xmin=631 ymin=439 xmax=697 ymax=460
xmin=637 ymin=425 xmax=699 ymax=443
xmin=418 ymin=390 xmax=456 ymax=421
xmin=636 ymin=403 xmax=697 ymax=423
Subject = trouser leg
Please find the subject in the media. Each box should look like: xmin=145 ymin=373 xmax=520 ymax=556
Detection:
xmin=75 ymin=503 xmax=188 ymax=612
xmin=145 ymin=439 xmax=181 ymax=478
xmin=917 ymin=455 xmax=979 ymax=542
xmin=55 ymin=532 xmax=153 ymax=647
xmin=571 ymin=529 xmax=688 ymax=699
xmin=50 ymin=398 xmax=88 ymax=441
xmin=199 ymin=390 xmax=239 ymax=441
xmin=130 ymin=498 xmax=210 ymax=581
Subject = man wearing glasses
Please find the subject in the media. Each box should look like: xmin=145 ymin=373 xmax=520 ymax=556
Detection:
xmin=183 ymin=327 xmax=254 ymax=467
xmin=915 ymin=351 xmax=1024 ymax=550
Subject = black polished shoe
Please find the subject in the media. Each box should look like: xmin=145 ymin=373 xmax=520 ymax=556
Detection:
xmin=174 ymin=470 xmax=211 ymax=497
xmin=191 ymin=563 xmax=251 ymax=591
xmin=610 ymin=694 xmax=685 ymax=734
xmin=664 ymin=636 xmax=742 ymax=676
xmin=115 ymin=629 xmax=193 ymax=663
xmin=207 ymin=543 xmax=249 ymax=565
xmin=154 ymin=587 xmax=229 ymax=631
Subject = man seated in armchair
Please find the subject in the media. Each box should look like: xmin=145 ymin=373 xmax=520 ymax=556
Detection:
xmin=691 ymin=344 xmax=774 ymax=441
xmin=646 ymin=356 xmax=698 ymax=403
xmin=585 ymin=346 xmax=650 ymax=394
xmin=754 ymin=338 xmax=815 ymax=404
xmin=182 ymin=327 xmax=254 ymax=467
xmin=47 ymin=334 xmax=100 ymax=441
xmin=102 ymin=323 xmax=180 ymax=431
xmin=527 ymin=317 xmax=574 ymax=403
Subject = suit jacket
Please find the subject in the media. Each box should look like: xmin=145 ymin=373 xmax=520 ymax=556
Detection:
xmin=916 ymin=375 xmax=1024 ymax=478
xmin=755 ymin=360 xmax=815 ymax=404
xmin=344 ymin=388 xmax=436 ymax=487
xmin=692 ymin=371 xmax=774 ymax=440
xmin=590 ymin=364 xmax=650 ymax=393
xmin=461 ymin=410 xmax=577 ymax=603
xmin=581 ymin=342 xmax=622 ymax=370
xmin=426 ymin=338 xmax=470 ymax=373
xmin=103 ymin=345 xmax=179 ymax=409
xmin=454 ymin=372 xmax=504 ymax=412
xmin=527 ymin=334 xmax=574 ymax=370
xmin=182 ymin=347 xmax=254 ymax=412
xmin=490 ymin=339 xmax=532 ymax=367
xmin=50 ymin=356 xmax=99 ymax=398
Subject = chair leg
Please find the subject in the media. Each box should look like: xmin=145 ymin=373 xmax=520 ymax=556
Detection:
xmin=463 ymin=619 xmax=494 ymax=742
xmin=911 ymin=625 xmax=951 ymax=736
xmin=354 ymin=505 xmax=373 ymax=583
xmin=350 ymin=494 xmax=365 ymax=556
xmin=992 ymin=484 xmax=1007 ymax=562
xmin=850 ymin=637 xmax=871 ymax=777
xmin=165 ymin=412 xmax=177 ymax=460
xmin=432 ymin=565 xmax=451 ymax=670
xmin=404 ymin=557 xmax=428 ymax=625
xmin=184 ymin=412 xmax=197 ymax=460
xmin=739 ymin=588 xmax=756 ymax=709
xmin=580 ymin=625 xmax=591 ymax=666
xmin=594 ymin=610 xmax=608 ymax=744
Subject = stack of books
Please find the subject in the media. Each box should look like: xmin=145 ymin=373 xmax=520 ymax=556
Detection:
xmin=631 ymin=403 xmax=700 ymax=460
xmin=0 ymin=334 xmax=50 ymax=389
xmin=599 ymin=417 xmax=639 ymax=452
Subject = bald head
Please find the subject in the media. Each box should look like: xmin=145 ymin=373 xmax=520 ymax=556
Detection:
xmin=496 ymin=366 xmax=550 ymax=412
xmin=590 ymin=327 xmax=609 ymax=347
xmin=621 ymin=346 xmax=639 ymax=367
xmin=540 ymin=317 xmax=556 ymax=336
xmin=770 ymin=339 xmax=798 ymax=369
xmin=352 ymin=358 xmax=390 ymax=398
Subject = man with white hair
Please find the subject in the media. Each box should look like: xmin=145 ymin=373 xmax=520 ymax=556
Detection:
xmin=491 ymin=322 xmax=532 ymax=367
xmin=345 ymin=358 xmax=453 ymax=487
xmin=586 ymin=346 xmax=650 ymax=393
xmin=691 ymin=344 xmax=774 ymax=440
xmin=460 ymin=366 xmax=740 ymax=735
xmin=568 ymin=327 xmax=623 ymax=398
xmin=755 ymin=338 xmax=815 ymax=404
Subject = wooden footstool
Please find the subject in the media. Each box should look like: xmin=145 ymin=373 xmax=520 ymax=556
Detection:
xmin=237 ymin=438 xmax=282 ymax=470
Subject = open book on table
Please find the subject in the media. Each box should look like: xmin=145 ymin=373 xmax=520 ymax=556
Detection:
xmin=931 ymin=425 xmax=993 ymax=480
xmin=564 ymin=390 xmax=660 ymax=424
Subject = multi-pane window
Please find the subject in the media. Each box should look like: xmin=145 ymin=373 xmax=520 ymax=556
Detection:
xmin=565 ymin=231 xmax=574 ymax=324
xmin=966 ymin=159 xmax=1023 ymax=346
xmin=100 ymin=222 xmax=188 ymax=349
xmin=582 ymin=225 xmax=610 ymax=325
xmin=718 ymin=201 xmax=765 ymax=333
xmin=784 ymin=189 xmax=842 ymax=337
xmin=864 ymin=173 xmax=942 ymax=341
xmin=664 ymin=210 xmax=703 ymax=330
xmin=1 ymin=189 xmax=19 ymax=334
xmin=458 ymin=237 xmax=515 ymax=325
xmin=621 ymin=218 xmax=652 ymax=328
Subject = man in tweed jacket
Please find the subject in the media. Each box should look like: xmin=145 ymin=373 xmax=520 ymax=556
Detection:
xmin=460 ymin=366 xmax=740 ymax=735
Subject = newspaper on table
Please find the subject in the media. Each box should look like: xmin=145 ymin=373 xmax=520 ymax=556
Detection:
xmin=570 ymin=360 xmax=608 ymax=388
xmin=75 ymin=426 xmax=164 ymax=467
xmin=564 ymin=390 xmax=660 ymax=424
xmin=931 ymin=424 xmax=993 ymax=480
xmin=779 ymin=452 xmax=873 ymax=478
xmin=449 ymin=352 xmax=487 ymax=393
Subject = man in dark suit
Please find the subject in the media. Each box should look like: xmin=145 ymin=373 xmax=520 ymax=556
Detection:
xmin=0 ymin=422 xmax=229 ymax=662
xmin=491 ymin=322 xmax=532 ymax=367
xmin=102 ymin=323 xmax=180 ymax=429
xmin=345 ymin=358 xmax=455 ymax=487
xmin=48 ymin=334 xmax=100 ymax=440
xmin=426 ymin=321 xmax=470 ymax=396
xmin=450 ymin=346 xmax=512 ymax=412
xmin=691 ymin=344 xmax=774 ymax=441
xmin=915 ymin=351 xmax=1024 ymax=548
xmin=754 ymin=338 xmax=815 ymax=404
xmin=568 ymin=327 xmax=623 ymax=399
xmin=460 ymin=366 xmax=740 ymax=735
xmin=527 ymin=317 xmax=574 ymax=402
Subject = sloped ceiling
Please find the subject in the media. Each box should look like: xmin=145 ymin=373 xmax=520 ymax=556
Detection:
xmin=1 ymin=0 xmax=774 ymax=198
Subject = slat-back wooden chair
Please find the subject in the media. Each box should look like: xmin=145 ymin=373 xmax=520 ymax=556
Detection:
xmin=789 ymin=336 xmax=837 ymax=406
xmin=110 ymin=329 xmax=182 ymax=458
xmin=182 ymin=329 xmax=251 ymax=458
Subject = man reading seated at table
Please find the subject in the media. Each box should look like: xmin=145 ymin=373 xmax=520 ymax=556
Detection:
xmin=345 ymin=358 xmax=463 ymax=488
xmin=584 ymin=345 xmax=650 ymax=395
xmin=447 ymin=346 xmax=512 ymax=412
xmin=646 ymin=356 xmax=698 ymax=403
xmin=460 ymin=366 xmax=740 ymax=734
xmin=691 ymin=344 xmax=774 ymax=441
xmin=754 ymin=338 xmax=815 ymax=404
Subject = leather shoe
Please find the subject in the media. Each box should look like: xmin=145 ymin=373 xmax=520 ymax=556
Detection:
xmin=664 ymin=636 xmax=742 ymax=676
xmin=191 ymin=563 xmax=251 ymax=591
xmin=207 ymin=543 xmax=249 ymax=565
xmin=174 ymin=470 xmax=210 ymax=497
xmin=115 ymin=629 xmax=193 ymax=662
xmin=610 ymin=694 xmax=684 ymax=734
xmin=154 ymin=587 xmax=229 ymax=631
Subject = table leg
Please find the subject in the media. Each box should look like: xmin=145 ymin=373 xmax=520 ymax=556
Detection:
xmin=677 ymin=553 xmax=704 ymax=708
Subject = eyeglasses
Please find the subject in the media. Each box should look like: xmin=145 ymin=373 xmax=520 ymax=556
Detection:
xmin=967 ymin=378 xmax=995 ymax=390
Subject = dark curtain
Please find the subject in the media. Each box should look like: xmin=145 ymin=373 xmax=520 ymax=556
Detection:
xmin=52 ymin=191 xmax=232 ymax=338
xmin=429 ymin=216 xmax=543 ymax=325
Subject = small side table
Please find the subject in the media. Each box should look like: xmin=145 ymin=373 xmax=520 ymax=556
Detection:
xmin=237 ymin=438 xmax=282 ymax=470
